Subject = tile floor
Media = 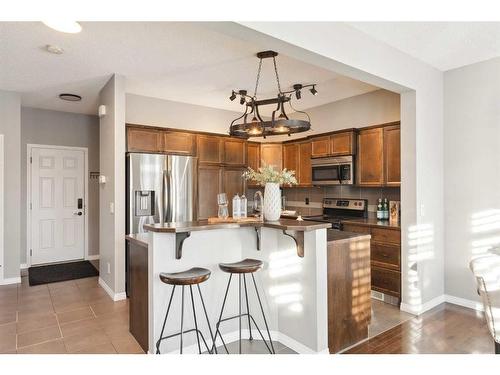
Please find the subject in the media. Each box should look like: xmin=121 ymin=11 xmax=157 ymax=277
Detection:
xmin=369 ymin=299 xmax=413 ymax=338
xmin=0 ymin=274 xmax=144 ymax=354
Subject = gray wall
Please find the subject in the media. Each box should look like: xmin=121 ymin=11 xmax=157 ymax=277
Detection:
xmin=0 ymin=90 xmax=21 ymax=279
xmin=99 ymin=74 xmax=126 ymax=294
xmin=21 ymin=107 xmax=100 ymax=264
xmin=126 ymin=93 xmax=241 ymax=133
xmin=444 ymin=57 xmax=500 ymax=302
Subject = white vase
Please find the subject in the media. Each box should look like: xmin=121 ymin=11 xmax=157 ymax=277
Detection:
xmin=263 ymin=182 xmax=281 ymax=221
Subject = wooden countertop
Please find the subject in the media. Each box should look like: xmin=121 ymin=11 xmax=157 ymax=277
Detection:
xmin=327 ymin=229 xmax=371 ymax=244
xmin=126 ymin=233 xmax=148 ymax=247
xmin=143 ymin=218 xmax=331 ymax=233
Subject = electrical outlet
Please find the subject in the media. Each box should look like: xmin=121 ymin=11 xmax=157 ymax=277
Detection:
xmin=107 ymin=262 xmax=111 ymax=274
xmin=305 ymin=197 xmax=310 ymax=205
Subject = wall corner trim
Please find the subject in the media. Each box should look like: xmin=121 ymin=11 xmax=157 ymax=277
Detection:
xmin=98 ymin=277 xmax=127 ymax=301
xmin=400 ymin=295 xmax=446 ymax=315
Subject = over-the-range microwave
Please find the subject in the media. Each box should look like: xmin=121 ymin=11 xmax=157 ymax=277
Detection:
xmin=311 ymin=155 xmax=354 ymax=185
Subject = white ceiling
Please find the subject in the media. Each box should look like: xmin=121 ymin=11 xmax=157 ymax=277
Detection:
xmin=0 ymin=22 xmax=378 ymax=115
xmin=348 ymin=22 xmax=500 ymax=71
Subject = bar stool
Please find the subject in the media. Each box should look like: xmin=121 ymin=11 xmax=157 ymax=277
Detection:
xmin=212 ymin=258 xmax=275 ymax=354
xmin=156 ymin=267 xmax=215 ymax=354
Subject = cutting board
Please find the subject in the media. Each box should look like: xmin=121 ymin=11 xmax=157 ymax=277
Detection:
xmin=207 ymin=217 xmax=262 ymax=224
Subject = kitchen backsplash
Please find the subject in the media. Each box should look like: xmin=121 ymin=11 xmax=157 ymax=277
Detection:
xmin=247 ymin=185 xmax=400 ymax=216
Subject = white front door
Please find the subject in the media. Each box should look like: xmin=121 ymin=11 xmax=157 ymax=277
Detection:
xmin=30 ymin=147 xmax=85 ymax=265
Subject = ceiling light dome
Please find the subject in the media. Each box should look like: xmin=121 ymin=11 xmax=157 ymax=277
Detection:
xmin=42 ymin=21 xmax=82 ymax=34
xmin=229 ymin=51 xmax=317 ymax=139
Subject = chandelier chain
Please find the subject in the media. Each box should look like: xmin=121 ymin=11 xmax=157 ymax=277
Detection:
xmin=272 ymin=56 xmax=282 ymax=94
xmin=253 ymin=58 xmax=263 ymax=98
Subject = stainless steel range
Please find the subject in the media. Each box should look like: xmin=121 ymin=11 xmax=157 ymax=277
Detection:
xmin=304 ymin=198 xmax=368 ymax=230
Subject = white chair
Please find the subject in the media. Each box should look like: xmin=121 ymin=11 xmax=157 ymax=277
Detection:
xmin=470 ymin=254 xmax=500 ymax=354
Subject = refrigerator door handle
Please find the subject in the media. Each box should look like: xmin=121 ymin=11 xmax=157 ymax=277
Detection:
xmin=164 ymin=169 xmax=172 ymax=222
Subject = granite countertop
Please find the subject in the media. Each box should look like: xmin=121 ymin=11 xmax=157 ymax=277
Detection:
xmin=341 ymin=216 xmax=401 ymax=229
xmin=126 ymin=233 xmax=148 ymax=247
xmin=143 ymin=218 xmax=331 ymax=233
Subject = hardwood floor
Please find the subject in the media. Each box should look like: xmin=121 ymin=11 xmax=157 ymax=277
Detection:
xmin=345 ymin=303 xmax=494 ymax=354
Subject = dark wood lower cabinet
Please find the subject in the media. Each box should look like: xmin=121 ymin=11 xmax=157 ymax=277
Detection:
xmin=327 ymin=234 xmax=371 ymax=353
xmin=128 ymin=239 xmax=149 ymax=352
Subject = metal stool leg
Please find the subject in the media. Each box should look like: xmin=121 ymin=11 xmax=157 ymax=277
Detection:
xmin=212 ymin=273 xmax=233 ymax=354
xmin=238 ymin=274 xmax=242 ymax=354
xmin=197 ymin=284 xmax=217 ymax=354
xmin=156 ymin=285 xmax=176 ymax=354
xmin=251 ymin=273 xmax=275 ymax=354
xmin=179 ymin=285 xmax=185 ymax=354
xmin=243 ymin=274 xmax=253 ymax=340
xmin=189 ymin=285 xmax=202 ymax=354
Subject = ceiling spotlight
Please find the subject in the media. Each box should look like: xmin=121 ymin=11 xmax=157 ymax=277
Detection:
xmin=59 ymin=93 xmax=82 ymax=102
xmin=229 ymin=91 xmax=237 ymax=101
xmin=46 ymin=44 xmax=64 ymax=54
xmin=42 ymin=21 xmax=82 ymax=34
xmin=310 ymin=86 xmax=318 ymax=96
xmin=293 ymin=84 xmax=303 ymax=100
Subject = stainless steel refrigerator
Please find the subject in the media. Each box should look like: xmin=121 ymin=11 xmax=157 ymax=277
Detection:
xmin=126 ymin=153 xmax=198 ymax=234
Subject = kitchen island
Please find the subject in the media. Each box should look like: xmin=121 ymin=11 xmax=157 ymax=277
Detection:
xmin=126 ymin=219 xmax=371 ymax=354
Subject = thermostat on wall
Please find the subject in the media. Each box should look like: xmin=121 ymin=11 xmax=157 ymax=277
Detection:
xmin=98 ymin=105 xmax=106 ymax=118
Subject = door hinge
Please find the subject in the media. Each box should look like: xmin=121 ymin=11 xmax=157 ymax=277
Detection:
xmin=30 ymin=249 xmax=32 ymax=257
xmin=30 ymin=156 xmax=32 ymax=164
xmin=30 ymin=203 xmax=32 ymax=210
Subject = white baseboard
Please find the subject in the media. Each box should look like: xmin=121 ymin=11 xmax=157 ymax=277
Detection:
xmin=20 ymin=263 xmax=28 ymax=269
xmin=400 ymin=294 xmax=485 ymax=315
xmin=400 ymin=294 xmax=446 ymax=315
xmin=445 ymin=294 xmax=484 ymax=312
xmin=86 ymin=255 xmax=99 ymax=261
xmin=165 ymin=328 xmax=328 ymax=354
xmin=0 ymin=276 xmax=21 ymax=285
xmin=98 ymin=277 xmax=127 ymax=301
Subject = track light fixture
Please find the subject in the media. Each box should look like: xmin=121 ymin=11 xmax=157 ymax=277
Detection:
xmin=228 ymin=51 xmax=317 ymax=139
xmin=310 ymin=85 xmax=318 ymax=96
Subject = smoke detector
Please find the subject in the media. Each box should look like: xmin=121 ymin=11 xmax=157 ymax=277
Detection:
xmin=46 ymin=45 xmax=64 ymax=55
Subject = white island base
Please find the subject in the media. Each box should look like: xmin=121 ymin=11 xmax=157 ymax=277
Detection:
xmin=146 ymin=222 xmax=329 ymax=354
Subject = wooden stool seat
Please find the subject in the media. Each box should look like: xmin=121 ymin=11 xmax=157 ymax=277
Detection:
xmin=219 ymin=258 xmax=263 ymax=274
xmin=159 ymin=267 xmax=211 ymax=285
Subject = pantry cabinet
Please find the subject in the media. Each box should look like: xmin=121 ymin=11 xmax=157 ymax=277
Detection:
xmin=223 ymin=138 xmax=246 ymax=166
xmin=197 ymin=135 xmax=223 ymax=164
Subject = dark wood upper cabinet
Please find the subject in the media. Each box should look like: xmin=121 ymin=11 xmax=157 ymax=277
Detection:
xmin=162 ymin=131 xmax=196 ymax=155
xmin=384 ymin=125 xmax=401 ymax=186
xmin=311 ymin=136 xmax=331 ymax=158
xmin=357 ymin=127 xmax=385 ymax=186
xmin=260 ymin=143 xmax=282 ymax=170
xmin=283 ymin=143 xmax=299 ymax=173
xmin=127 ymin=127 xmax=161 ymax=153
xmin=298 ymin=141 xmax=312 ymax=186
xmin=223 ymin=138 xmax=246 ymax=166
xmin=222 ymin=167 xmax=246 ymax=214
xmin=331 ymin=131 xmax=356 ymax=156
xmin=197 ymin=135 xmax=223 ymax=164
xmin=246 ymin=142 xmax=261 ymax=188
xmin=198 ymin=165 xmax=223 ymax=219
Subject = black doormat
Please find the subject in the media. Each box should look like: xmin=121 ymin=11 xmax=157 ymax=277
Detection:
xmin=28 ymin=260 xmax=99 ymax=286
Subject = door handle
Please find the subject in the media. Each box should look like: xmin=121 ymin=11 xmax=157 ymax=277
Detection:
xmin=73 ymin=211 xmax=83 ymax=216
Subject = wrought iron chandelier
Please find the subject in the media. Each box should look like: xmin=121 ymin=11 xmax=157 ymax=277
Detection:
xmin=228 ymin=50 xmax=317 ymax=139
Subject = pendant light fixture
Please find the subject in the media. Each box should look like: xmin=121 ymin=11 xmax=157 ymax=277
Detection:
xmin=229 ymin=51 xmax=317 ymax=139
